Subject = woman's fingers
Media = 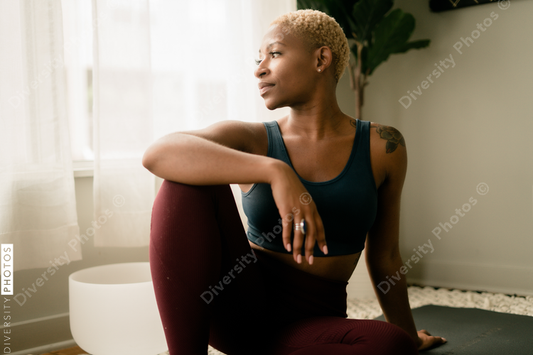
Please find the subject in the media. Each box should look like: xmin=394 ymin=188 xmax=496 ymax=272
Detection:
xmin=281 ymin=213 xmax=313 ymax=264
xmin=281 ymin=211 xmax=293 ymax=253
xmin=417 ymin=329 xmax=447 ymax=351
xmin=288 ymin=208 xmax=327 ymax=264
xmin=292 ymin=218 xmax=304 ymax=263
xmin=303 ymin=211 xmax=327 ymax=263
xmin=313 ymin=211 xmax=327 ymax=255
xmin=269 ymin=166 xmax=326 ymax=264
xmin=270 ymin=164 xmax=329 ymax=263
xmin=303 ymin=219 xmax=316 ymax=264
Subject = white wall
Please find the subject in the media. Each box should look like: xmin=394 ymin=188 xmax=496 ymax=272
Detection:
xmin=339 ymin=0 xmax=533 ymax=296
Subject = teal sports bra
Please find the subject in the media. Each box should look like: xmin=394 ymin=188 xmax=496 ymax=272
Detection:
xmin=241 ymin=119 xmax=378 ymax=256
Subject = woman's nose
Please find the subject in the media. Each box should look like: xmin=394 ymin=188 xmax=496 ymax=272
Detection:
xmin=254 ymin=64 xmax=268 ymax=79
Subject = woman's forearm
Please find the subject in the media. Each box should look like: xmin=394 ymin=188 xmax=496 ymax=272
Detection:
xmin=142 ymin=132 xmax=282 ymax=185
xmin=366 ymin=253 xmax=421 ymax=346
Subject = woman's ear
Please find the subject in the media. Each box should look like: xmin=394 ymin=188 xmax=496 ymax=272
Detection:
xmin=315 ymin=46 xmax=333 ymax=73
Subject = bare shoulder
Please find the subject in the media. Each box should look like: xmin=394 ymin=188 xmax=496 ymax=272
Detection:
xmin=183 ymin=120 xmax=268 ymax=156
xmin=368 ymin=121 xmax=407 ymax=187
xmin=369 ymin=122 xmax=406 ymax=155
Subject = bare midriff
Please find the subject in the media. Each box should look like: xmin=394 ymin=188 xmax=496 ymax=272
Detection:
xmin=249 ymin=240 xmax=362 ymax=283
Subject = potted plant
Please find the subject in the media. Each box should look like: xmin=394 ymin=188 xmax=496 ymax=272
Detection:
xmin=298 ymin=0 xmax=430 ymax=119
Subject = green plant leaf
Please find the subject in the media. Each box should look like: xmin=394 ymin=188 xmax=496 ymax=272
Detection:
xmin=299 ymin=1 xmax=431 ymax=81
xmin=326 ymin=0 xmax=360 ymax=40
xmin=297 ymin=0 xmax=330 ymax=12
xmin=351 ymin=0 xmax=393 ymax=43
xmin=366 ymin=9 xmax=415 ymax=75
xmin=392 ymin=39 xmax=431 ymax=54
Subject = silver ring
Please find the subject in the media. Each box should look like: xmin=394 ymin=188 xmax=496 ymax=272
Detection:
xmin=294 ymin=219 xmax=306 ymax=235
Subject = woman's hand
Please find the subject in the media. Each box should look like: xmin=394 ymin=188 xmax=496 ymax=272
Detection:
xmin=417 ymin=329 xmax=447 ymax=351
xmin=269 ymin=161 xmax=327 ymax=264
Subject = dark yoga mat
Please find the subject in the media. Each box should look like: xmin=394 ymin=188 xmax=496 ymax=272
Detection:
xmin=374 ymin=305 xmax=533 ymax=354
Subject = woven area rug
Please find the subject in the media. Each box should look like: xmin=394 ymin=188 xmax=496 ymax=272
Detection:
xmin=202 ymin=285 xmax=533 ymax=355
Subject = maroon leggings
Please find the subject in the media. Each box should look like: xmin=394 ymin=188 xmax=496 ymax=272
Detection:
xmin=149 ymin=180 xmax=418 ymax=355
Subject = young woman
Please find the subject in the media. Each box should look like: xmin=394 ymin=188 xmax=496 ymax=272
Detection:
xmin=143 ymin=9 xmax=446 ymax=355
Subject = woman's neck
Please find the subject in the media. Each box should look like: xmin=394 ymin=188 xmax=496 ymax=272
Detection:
xmin=285 ymin=99 xmax=348 ymax=140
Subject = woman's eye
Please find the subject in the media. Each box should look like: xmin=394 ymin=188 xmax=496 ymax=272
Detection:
xmin=255 ymin=52 xmax=280 ymax=65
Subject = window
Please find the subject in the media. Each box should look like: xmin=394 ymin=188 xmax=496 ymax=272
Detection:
xmin=62 ymin=0 xmax=94 ymax=161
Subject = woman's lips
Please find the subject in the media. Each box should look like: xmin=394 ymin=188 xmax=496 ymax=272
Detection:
xmin=258 ymin=83 xmax=275 ymax=96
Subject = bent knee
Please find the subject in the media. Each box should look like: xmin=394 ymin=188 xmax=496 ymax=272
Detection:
xmin=154 ymin=181 xmax=231 ymax=211
xmin=158 ymin=180 xmax=229 ymax=199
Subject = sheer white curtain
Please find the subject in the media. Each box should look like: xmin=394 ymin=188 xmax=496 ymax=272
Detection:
xmin=91 ymin=0 xmax=154 ymax=247
xmin=92 ymin=0 xmax=295 ymax=247
xmin=0 ymin=0 xmax=82 ymax=270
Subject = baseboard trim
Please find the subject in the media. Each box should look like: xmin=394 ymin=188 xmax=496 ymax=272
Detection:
xmin=404 ymin=259 xmax=533 ymax=296
xmin=4 ymin=312 xmax=74 ymax=354
xmin=0 ymin=311 xmax=69 ymax=330
xmin=11 ymin=339 xmax=77 ymax=355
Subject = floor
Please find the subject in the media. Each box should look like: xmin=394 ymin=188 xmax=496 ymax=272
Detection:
xmin=40 ymin=346 xmax=168 ymax=355
xmin=49 ymin=285 xmax=533 ymax=355
xmin=41 ymin=347 xmax=86 ymax=355
xmin=208 ymin=285 xmax=533 ymax=355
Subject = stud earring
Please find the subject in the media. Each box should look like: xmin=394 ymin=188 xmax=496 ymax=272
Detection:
xmin=318 ymin=68 xmax=322 ymax=72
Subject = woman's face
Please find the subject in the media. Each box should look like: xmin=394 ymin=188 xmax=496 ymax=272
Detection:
xmin=255 ymin=25 xmax=319 ymax=110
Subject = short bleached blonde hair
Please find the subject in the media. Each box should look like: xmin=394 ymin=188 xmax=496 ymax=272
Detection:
xmin=270 ymin=9 xmax=350 ymax=82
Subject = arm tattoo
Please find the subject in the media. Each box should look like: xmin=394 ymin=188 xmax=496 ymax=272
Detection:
xmin=374 ymin=124 xmax=405 ymax=154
